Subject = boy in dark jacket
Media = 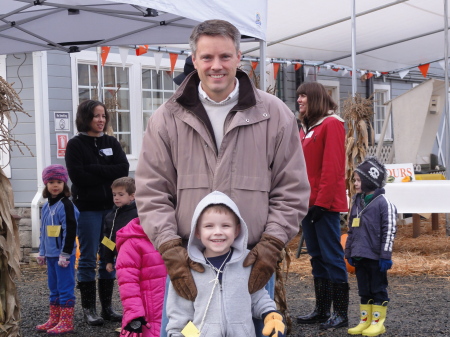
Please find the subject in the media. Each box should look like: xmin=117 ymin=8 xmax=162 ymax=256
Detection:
xmin=345 ymin=157 xmax=397 ymax=337
xmin=100 ymin=177 xmax=138 ymax=322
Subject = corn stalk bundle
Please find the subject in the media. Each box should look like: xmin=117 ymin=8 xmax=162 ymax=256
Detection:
xmin=342 ymin=94 xmax=375 ymax=199
xmin=0 ymin=76 xmax=30 ymax=336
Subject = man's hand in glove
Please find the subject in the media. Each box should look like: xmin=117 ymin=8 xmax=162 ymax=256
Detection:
xmin=159 ymin=238 xmax=204 ymax=301
xmin=262 ymin=311 xmax=286 ymax=337
xmin=308 ymin=205 xmax=326 ymax=224
xmin=243 ymin=233 xmax=284 ymax=294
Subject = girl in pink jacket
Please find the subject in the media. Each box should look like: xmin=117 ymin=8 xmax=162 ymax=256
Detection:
xmin=116 ymin=218 xmax=167 ymax=336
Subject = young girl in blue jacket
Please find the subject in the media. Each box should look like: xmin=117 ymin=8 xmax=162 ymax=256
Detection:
xmin=345 ymin=157 xmax=397 ymax=337
xmin=36 ymin=165 xmax=79 ymax=335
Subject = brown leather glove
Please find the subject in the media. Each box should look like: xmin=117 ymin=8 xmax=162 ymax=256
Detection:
xmin=243 ymin=233 xmax=284 ymax=294
xmin=159 ymin=238 xmax=205 ymax=301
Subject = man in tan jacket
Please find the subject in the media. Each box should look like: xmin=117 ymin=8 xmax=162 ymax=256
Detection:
xmin=135 ymin=19 xmax=309 ymax=306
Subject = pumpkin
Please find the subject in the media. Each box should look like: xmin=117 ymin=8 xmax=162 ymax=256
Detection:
xmin=340 ymin=233 xmax=355 ymax=273
xmin=401 ymin=175 xmax=412 ymax=182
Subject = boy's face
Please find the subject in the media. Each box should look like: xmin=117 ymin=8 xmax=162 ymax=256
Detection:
xmin=195 ymin=209 xmax=240 ymax=258
xmin=112 ymin=186 xmax=135 ymax=207
xmin=353 ymin=172 xmax=362 ymax=193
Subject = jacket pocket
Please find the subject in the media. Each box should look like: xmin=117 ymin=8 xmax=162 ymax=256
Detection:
xmin=227 ymin=323 xmax=253 ymax=337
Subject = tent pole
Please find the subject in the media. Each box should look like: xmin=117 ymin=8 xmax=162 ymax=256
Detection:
xmin=444 ymin=0 xmax=450 ymax=233
xmin=97 ymin=47 xmax=104 ymax=102
xmin=259 ymin=40 xmax=267 ymax=91
xmin=351 ymin=0 xmax=357 ymax=97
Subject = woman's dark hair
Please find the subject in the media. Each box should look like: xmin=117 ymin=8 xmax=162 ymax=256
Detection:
xmin=297 ymin=82 xmax=338 ymax=128
xmin=75 ymin=100 xmax=110 ymax=133
xmin=42 ymin=183 xmax=71 ymax=199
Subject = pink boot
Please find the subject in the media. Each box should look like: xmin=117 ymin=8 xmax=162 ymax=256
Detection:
xmin=47 ymin=305 xmax=75 ymax=335
xmin=35 ymin=304 xmax=60 ymax=332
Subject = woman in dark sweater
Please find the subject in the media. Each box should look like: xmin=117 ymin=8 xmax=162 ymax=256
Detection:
xmin=65 ymin=100 xmax=129 ymax=326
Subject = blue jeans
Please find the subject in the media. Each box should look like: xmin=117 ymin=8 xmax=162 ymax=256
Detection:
xmin=160 ymin=273 xmax=275 ymax=337
xmin=77 ymin=210 xmax=115 ymax=282
xmin=47 ymin=255 xmax=76 ymax=306
xmin=302 ymin=211 xmax=348 ymax=283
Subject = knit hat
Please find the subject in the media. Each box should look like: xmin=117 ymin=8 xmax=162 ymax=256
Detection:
xmin=42 ymin=165 xmax=68 ymax=184
xmin=355 ymin=156 xmax=386 ymax=193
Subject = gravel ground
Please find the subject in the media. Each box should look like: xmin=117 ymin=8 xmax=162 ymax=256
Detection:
xmin=18 ymin=264 xmax=450 ymax=336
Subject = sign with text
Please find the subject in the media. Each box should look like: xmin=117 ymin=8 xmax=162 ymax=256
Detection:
xmin=385 ymin=163 xmax=415 ymax=183
xmin=56 ymin=134 xmax=68 ymax=159
xmin=54 ymin=112 xmax=70 ymax=132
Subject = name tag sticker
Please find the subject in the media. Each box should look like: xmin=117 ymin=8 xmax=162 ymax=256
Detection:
xmin=352 ymin=218 xmax=360 ymax=227
xmin=101 ymin=236 xmax=116 ymax=251
xmin=181 ymin=321 xmax=200 ymax=337
xmin=100 ymin=148 xmax=113 ymax=156
xmin=47 ymin=225 xmax=61 ymax=237
xmin=305 ymin=131 xmax=314 ymax=139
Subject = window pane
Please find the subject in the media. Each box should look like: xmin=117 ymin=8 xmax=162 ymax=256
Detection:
xmin=143 ymin=91 xmax=152 ymax=110
xmin=117 ymin=68 xmax=129 ymax=88
xmin=142 ymin=69 xmax=152 ymax=89
xmin=78 ymin=64 xmax=89 ymax=86
xmin=90 ymin=65 xmax=98 ymax=86
xmin=118 ymin=133 xmax=130 ymax=154
xmin=117 ymin=90 xmax=130 ymax=110
xmin=118 ymin=111 xmax=130 ymax=132
xmin=78 ymin=88 xmax=90 ymax=101
xmin=163 ymin=71 xmax=173 ymax=89
xmin=104 ymin=66 xmax=116 ymax=88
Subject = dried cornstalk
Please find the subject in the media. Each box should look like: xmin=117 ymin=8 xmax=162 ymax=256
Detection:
xmin=342 ymin=94 xmax=375 ymax=199
xmin=0 ymin=77 xmax=33 ymax=162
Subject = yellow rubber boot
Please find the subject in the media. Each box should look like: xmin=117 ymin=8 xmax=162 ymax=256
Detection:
xmin=348 ymin=300 xmax=373 ymax=335
xmin=362 ymin=302 xmax=388 ymax=336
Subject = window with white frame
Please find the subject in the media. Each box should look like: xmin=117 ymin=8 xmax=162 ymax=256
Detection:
xmin=373 ymin=84 xmax=392 ymax=142
xmin=142 ymin=69 xmax=181 ymax=129
xmin=318 ymin=80 xmax=340 ymax=114
xmin=72 ymin=50 xmax=184 ymax=171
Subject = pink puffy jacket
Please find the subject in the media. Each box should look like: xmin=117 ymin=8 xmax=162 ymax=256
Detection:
xmin=116 ymin=218 xmax=167 ymax=337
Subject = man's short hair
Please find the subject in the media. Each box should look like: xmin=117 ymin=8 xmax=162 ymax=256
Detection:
xmin=189 ymin=19 xmax=241 ymax=55
xmin=111 ymin=177 xmax=136 ymax=195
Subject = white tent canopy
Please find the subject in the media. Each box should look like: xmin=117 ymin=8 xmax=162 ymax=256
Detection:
xmin=243 ymin=0 xmax=448 ymax=73
xmin=0 ymin=0 xmax=266 ymax=55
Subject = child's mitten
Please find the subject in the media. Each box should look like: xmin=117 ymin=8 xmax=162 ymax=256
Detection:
xmin=262 ymin=311 xmax=286 ymax=337
xmin=123 ymin=317 xmax=150 ymax=334
xmin=36 ymin=256 xmax=46 ymax=266
xmin=58 ymin=253 xmax=70 ymax=267
xmin=379 ymin=258 xmax=393 ymax=272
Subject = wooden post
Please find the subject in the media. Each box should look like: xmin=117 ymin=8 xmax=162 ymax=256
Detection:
xmin=412 ymin=214 xmax=421 ymax=238
xmin=431 ymin=213 xmax=439 ymax=231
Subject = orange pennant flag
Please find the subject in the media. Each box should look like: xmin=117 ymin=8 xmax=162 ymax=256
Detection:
xmin=293 ymin=63 xmax=302 ymax=71
xmin=251 ymin=61 xmax=259 ymax=70
xmin=169 ymin=53 xmax=178 ymax=74
xmin=418 ymin=63 xmax=430 ymax=78
xmin=366 ymin=72 xmax=374 ymax=79
xmin=101 ymin=46 xmax=110 ymax=66
xmin=332 ymin=67 xmax=339 ymax=72
xmin=136 ymin=45 xmax=149 ymax=56
xmin=273 ymin=63 xmax=280 ymax=80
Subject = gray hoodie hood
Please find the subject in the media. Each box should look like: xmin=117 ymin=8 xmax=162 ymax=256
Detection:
xmin=188 ymin=191 xmax=248 ymax=265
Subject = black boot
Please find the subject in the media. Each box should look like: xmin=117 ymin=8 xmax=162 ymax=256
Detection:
xmin=297 ymin=277 xmax=332 ymax=324
xmin=78 ymin=281 xmax=104 ymax=326
xmin=319 ymin=282 xmax=349 ymax=330
xmin=98 ymin=279 xmax=122 ymax=322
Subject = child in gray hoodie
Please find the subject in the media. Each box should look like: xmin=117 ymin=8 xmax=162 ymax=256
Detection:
xmin=166 ymin=191 xmax=285 ymax=337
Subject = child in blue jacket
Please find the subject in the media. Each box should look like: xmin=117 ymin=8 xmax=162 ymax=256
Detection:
xmin=345 ymin=157 xmax=397 ymax=337
xmin=36 ymin=165 xmax=79 ymax=334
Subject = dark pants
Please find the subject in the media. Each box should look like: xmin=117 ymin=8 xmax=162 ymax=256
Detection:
xmin=354 ymin=258 xmax=389 ymax=304
xmin=47 ymin=255 xmax=76 ymax=305
xmin=302 ymin=211 xmax=348 ymax=283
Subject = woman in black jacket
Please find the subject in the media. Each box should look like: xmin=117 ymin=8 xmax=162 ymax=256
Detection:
xmin=65 ymin=100 xmax=129 ymax=326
